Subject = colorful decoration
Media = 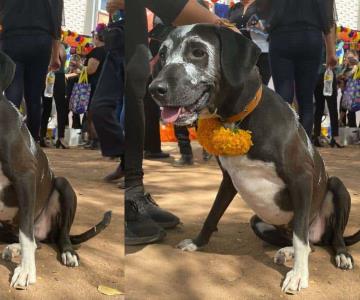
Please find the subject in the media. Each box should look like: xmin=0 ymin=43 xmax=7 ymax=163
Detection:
xmin=197 ymin=118 xmax=253 ymax=156
xmin=337 ymin=26 xmax=360 ymax=51
xmin=62 ymin=29 xmax=94 ymax=55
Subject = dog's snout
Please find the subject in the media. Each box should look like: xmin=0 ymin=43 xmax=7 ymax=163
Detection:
xmin=149 ymin=80 xmax=169 ymax=100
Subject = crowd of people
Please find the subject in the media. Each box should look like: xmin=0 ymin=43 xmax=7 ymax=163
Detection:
xmin=0 ymin=0 xmax=359 ymax=247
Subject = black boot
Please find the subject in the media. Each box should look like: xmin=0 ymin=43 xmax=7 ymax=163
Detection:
xmin=104 ymin=163 xmax=124 ymax=182
xmin=125 ymin=200 xmax=166 ymax=246
xmin=173 ymin=154 xmax=194 ymax=167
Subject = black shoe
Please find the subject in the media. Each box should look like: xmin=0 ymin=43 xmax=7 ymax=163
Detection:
xmin=330 ymin=138 xmax=345 ymax=148
xmin=313 ymin=137 xmax=323 ymax=147
xmin=84 ymin=140 xmax=99 ymax=150
xmin=173 ymin=154 xmax=194 ymax=167
xmin=125 ymin=200 xmax=166 ymax=246
xmin=144 ymin=151 xmax=170 ymax=159
xmin=202 ymin=149 xmax=212 ymax=162
xmin=134 ymin=193 xmax=180 ymax=229
xmin=39 ymin=138 xmax=49 ymax=148
xmin=55 ymin=139 xmax=69 ymax=149
xmin=104 ymin=164 xmax=124 ymax=182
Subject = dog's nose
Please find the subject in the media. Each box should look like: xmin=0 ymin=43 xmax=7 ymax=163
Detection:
xmin=149 ymin=81 xmax=168 ymax=100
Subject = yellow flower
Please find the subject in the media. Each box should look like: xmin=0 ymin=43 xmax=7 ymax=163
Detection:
xmin=197 ymin=118 xmax=253 ymax=156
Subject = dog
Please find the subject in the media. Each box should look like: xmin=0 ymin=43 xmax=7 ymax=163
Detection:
xmin=149 ymin=24 xmax=360 ymax=293
xmin=0 ymin=52 xmax=111 ymax=289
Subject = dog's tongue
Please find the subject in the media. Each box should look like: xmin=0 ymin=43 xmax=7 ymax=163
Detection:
xmin=161 ymin=107 xmax=181 ymax=123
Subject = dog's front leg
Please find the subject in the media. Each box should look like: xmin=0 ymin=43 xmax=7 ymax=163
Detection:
xmin=11 ymin=172 xmax=37 ymax=289
xmin=177 ymin=171 xmax=237 ymax=251
xmin=282 ymin=172 xmax=312 ymax=294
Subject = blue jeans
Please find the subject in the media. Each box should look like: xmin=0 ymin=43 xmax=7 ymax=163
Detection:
xmin=269 ymin=29 xmax=323 ymax=137
xmin=1 ymin=34 xmax=52 ymax=141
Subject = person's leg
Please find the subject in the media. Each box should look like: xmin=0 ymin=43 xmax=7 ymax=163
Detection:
xmin=143 ymin=86 xmax=169 ymax=159
xmin=327 ymin=73 xmax=340 ymax=138
xmin=40 ymin=95 xmax=53 ymax=146
xmin=174 ymin=125 xmax=193 ymax=166
xmin=23 ymin=35 xmax=52 ymax=141
xmin=347 ymin=111 xmax=357 ymax=127
xmin=293 ymin=31 xmax=323 ymax=137
xmin=313 ymin=73 xmax=326 ymax=144
xmin=53 ymin=73 xmax=68 ymax=140
xmin=256 ymin=53 xmax=271 ymax=85
xmin=269 ymin=33 xmax=295 ymax=104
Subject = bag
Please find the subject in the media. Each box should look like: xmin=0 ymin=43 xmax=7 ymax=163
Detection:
xmin=341 ymin=66 xmax=360 ymax=112
xmin=69 ymin=68 xmax=91 ymax=114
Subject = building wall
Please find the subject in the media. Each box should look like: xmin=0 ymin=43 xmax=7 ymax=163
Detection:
xmin=335 ymin=0 xmax=360 ymax=29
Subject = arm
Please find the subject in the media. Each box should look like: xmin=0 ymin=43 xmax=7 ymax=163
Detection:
xmin=324 ymin=24 xmax=337 ymax=68
xmin=86 ymin=58 xmax=100 ymax=75
xmin=49 ymin=40 xmax=61 ymax=71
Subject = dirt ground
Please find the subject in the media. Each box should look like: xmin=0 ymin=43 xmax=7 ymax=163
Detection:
xmin=126 ymin=142 xmax=360 ymax=300
xmin=0 ymin=149 xmax=124 ymax=300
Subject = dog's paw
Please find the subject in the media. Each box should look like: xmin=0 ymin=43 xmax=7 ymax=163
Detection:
xmin=281 ymin=269 xmax=308 ymax=294
xmin=335 ymin=253 xmax=353 ymax=270
xmin=274 ymin=247 xmax=294 ymax=265
xmin=2 ymin=244 xmax=21 ymax=261
xmin=61 ymin=251 xmax=79 ymax=267
xmin=176 ymin=239 xmax=198 ymax=252
xmin=10 ymin=264 xmax=36 ymax=289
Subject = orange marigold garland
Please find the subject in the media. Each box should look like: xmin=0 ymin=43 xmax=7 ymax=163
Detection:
xmin=197 ymin=118 xmax=253 ymax=156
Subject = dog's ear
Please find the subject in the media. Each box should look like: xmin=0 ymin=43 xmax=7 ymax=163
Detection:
xmin=217 ymin=27 xmax=261 ymax=88
xmin=0 ymin=51 xmax=15 ymax=92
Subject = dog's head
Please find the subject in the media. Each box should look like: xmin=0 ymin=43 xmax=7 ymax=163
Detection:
xmin=149 ymin=24 xmax=261 ymax=126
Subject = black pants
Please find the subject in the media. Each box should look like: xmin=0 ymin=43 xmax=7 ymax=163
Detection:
xmin=340 ymin=99 xmax=357 ymax=127
xmin=269 ymin=29 xmax=323 ymax=137
xmin=174 ymin=125 xmax=193 ymax=156
xmin=257 ymin=53 xmax=271 ymax=85
xmin=314 ymin=71 xmax=339 ymax=137
xmin=41 ymin=73 xmax=68 ymax=139
xmin=91 ymin=51 xmax=125 ymax=158
xmin=2 ymin=34 xmax=52 ymax=141
xmin=144 ymin=86 xmax=162 ymax=153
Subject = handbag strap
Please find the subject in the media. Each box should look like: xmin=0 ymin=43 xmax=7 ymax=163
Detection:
xmin=78 ymin=68 xmax=88 ymax=84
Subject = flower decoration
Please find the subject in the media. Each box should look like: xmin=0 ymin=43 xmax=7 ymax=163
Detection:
xmin=197 ymin=117 xmax=253 ymax=156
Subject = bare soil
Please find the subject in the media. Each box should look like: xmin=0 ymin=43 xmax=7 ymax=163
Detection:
xmin=0 ymin=149 xmax=124 ymax=300
xmin=126 ymin=142 xmax=360 ymax=300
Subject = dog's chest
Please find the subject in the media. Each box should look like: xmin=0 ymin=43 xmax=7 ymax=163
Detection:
xmin=219 ymin=156 xmax=293 ymax=225
xmin=0 ymin=163 xmax=18 ymax=221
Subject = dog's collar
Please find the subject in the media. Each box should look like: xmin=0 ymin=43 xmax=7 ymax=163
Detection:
xmin=225 ymin=85 xmax=263 ymax=123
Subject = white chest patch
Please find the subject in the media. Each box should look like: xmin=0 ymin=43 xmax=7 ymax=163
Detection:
xmin=0 ymin=163 xmax=18 ymax=221
xmin=219 ymin=156 xmax=293 ymax=225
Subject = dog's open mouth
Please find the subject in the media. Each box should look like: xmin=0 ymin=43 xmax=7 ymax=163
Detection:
xmin=161 ymin=91 xmax=210 ymax=125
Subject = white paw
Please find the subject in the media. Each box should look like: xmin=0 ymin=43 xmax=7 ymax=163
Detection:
xmin=2 ymin=244 xmax=21 ymax=261
xmin=61 ymin=251 xmax=79 ymax=267
xmin=282 ymin=269 xmax=308 ymax=294
xmin=176 ymin=239 xmax=198 ymax=252
xmin=274 ymin=247 xmax=294 ymax=265
xmin=10 ymin=264 xmax=36 ymax=289
xmin=335 ymin=253 xmax=353 ymax=270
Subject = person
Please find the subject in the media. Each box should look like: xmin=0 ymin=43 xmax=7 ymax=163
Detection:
xmin=228 ymin=0 xmax=271 ymax=85
xmin=338 ymin=50 xmax=359 ymax=128
xmin=40 ymin=42 xmax=69 ymax=149
xmin=266 ymin=0 xmax=337 ymax=138
xmin=90 ymin=9 xmax=126 ymax=183
xmin=112 ymin=0 xmax=227 ymax=245
xmin=0 ymin=0 xmax=63 ymax=142
xmin=83 ymin=23 xmax=107 ymax=150
xmin=313 ymin=41 xmax=343 ymax=148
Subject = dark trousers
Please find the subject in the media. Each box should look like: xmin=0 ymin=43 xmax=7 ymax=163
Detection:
xmin=257 ymin=53 xmax=271 ymax=85
xmin=269 ymin=29 xmax=323 ymax=137
xmin=91 ymin=51 xmax=125 ymax=158
xmin=314 ymin=71 xmax=339 ymax=137
xmin=2 ymin=34 xmax=52 ymax=141
xmin=41 ymin=73 xmax=68 ymax=139
xmin=144 ymin=87 xmax=162 ymax=153
xmin=174 ymin=125 xmax=193 ymax=156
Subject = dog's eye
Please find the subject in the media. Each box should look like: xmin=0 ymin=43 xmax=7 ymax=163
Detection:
xmin=192 ymin=49 xmax=206 ymax=58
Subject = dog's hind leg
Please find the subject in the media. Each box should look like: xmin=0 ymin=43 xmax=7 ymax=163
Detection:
xmin=177 ymin=170 xmax=237 ymax=251
xmin=327 ymin=177 xmax=353 ymax=270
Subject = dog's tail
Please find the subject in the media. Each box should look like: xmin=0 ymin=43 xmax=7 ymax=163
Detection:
xmin=328 ymin=176 xmax=360 ymax=246
xmin=70 ymin=211 xmax=112 ymax=245
xmin=0 ymin=51 xmax=16 ymax=93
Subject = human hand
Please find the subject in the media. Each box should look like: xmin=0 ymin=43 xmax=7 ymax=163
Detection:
xmin=216 ymin=19 xmax=240 ymax=33
xmin=326 ymin=54 xmax=338 ymax=69
xmin=49 ymin=55 xmax=61 ymax=71
xmin=106 ymin=0 xmax=124 ymax=14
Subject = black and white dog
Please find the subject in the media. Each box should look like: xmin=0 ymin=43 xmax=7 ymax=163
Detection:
xmin=149 ymin=24 xmax=360 ymax=293
xmin=0 ymin=52 xmax=111 ymax=289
